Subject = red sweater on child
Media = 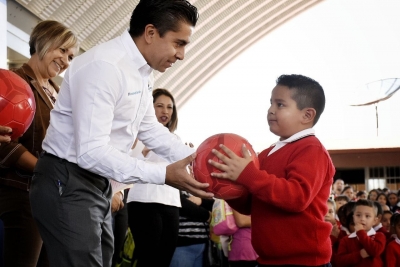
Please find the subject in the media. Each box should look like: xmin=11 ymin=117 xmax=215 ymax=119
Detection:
xmin=228 ymin=135 xmax=335 ymax=265
xmin=385 ymin=239 xmax=400 ymax=267
xmin=336 ymin=230 xmax=386 ymax=267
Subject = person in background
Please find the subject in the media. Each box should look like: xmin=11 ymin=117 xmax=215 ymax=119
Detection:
xmin=382 ymin=210 xmax=393 ymax=234
xmin=372 ymin=201 xmax=391 ymax=240
xmin=377 ymin=193 xmax=389 ymax=210
xmin=325 ymin=198 xmax=340 ymax=267
xmin=368 ymin=189 xmax=380 ymax=202
xmin=356 ymin=190 xmax=367 ymax=200
xmin=385 ymin=212 xmax=400 ymax=265
xmin=0 ymin=20 xmax=78 ymax=267
xmin=336 ymin=199 xmax=385 ymax=267
xmin=127 ymin=88 xmax=183 ymax=267
xmin=332 ymin=179 xmax=344 ymax=197
xmin=169 ymin=191 xmax=214 ymax=267
xmin=0 ymin=126 xmax=12 ymax=144
xmin=228 ymin=209 xmax=258 ymax=267
xmin=387 ymin=192 xmax=400 ymax=213
xmin=334 ymin=195 xmax=350 ymax=214
xmin=341 ymin=186 xmax=355 ymax=201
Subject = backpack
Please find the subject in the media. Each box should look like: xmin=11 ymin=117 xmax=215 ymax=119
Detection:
xmin=114 ymin=228 xmax=137 ymax=267
xmin=211 ymin=199 xmax=238 ymax=236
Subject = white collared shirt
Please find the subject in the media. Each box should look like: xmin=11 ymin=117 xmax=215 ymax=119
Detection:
xmin=42 ymin=31 xmax=194 ymax=184
xmin=348 ymin=228 xmax=376 ymax=238
xmin=268 ymin=128 xmax=315 ymax=156
xmin=373 ymin=223 xmax=383 ymax=231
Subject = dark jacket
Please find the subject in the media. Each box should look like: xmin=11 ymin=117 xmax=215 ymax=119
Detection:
xmin=0 ymin=63 xmax=59 ymax=191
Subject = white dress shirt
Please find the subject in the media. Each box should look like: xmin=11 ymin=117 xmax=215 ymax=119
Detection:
xmin=42 ymin=31 xmax=194 ymax=185
xmin=127 ymin=140 xmax=181 ymax=207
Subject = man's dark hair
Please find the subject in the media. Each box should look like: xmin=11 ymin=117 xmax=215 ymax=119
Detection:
xmin=276 ymin=74 xmax=325 ymax=125
xmin=129 ymin=0 xmax=199 ymax=38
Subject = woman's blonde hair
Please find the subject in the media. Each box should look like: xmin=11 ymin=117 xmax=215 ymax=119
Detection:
xmin=29 ymin=20 xmax=78 ymax=60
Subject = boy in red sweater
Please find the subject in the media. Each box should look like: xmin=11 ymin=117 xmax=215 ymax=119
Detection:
xmin=385 ymin=212 xmax=400 ymax=265
xmin=208 ymin=74 xmax=335 ymax=266
xmin=336 ymin=199 xmax=386 ymax=267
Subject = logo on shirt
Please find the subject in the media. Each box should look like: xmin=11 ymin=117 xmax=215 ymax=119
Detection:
xmin=128 ymin=91 xmax=141 ymax=96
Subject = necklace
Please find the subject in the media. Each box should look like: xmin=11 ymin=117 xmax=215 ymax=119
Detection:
xmin=42 ymin=81 xmax=56 ymax=105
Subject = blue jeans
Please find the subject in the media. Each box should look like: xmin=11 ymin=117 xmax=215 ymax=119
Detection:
xmin=169 ymin=243 xmax=205 ymax=267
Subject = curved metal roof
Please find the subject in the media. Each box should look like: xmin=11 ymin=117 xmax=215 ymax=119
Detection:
xmin=16 ymin=0 xmax=322 ymax=107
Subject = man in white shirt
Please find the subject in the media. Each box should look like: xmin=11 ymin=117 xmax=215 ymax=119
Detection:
xmin=29 ymin=1 xmax=212 ymax=266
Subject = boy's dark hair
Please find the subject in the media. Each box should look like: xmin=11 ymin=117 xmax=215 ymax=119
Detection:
xmin=390 ymin=212 xmax=400 ymax=227
xmin=354 ymin=199 xmax=377 ymax=216
xmin=276 ymin=74 xmax=325 ymax=125
xmin=335 ymin=195 xmax=350 ymax=203
xmin=129 ymin=0 xmax=199 ymax=38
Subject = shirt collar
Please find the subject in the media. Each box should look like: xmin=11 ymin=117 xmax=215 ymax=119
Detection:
xmin=268 ymin=128 xmax=315 ymax=156
xmin=120 ymin=31 xmax=153 ymax=78
xmin=373 ymin=223 xmax=382 ymax=231
xmin=349 ymin=228 xmax=376 ymax=238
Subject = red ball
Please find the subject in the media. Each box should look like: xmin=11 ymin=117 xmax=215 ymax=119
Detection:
xmin=0 ymin=69 xmax=36 ymax=140
xmin=193 ymin=133 xmax=259 ymax=200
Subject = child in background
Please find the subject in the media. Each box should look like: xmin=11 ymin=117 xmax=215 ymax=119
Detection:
xmin=368 ymin=189 xmax=379 ymax=202
xmin=228 ymin=209 xmax=258 ymax=267
xmin=377 ymin=193 xmax=389 ymax=208
xmin=335 ymin=195 xmax=350 ymax=213
xmin=356 ymin=190 xmax=367 ymax=200
xmin=209 ymin=74 xmax=335 ymax=266
xmin=336 ymin=199 xmax=386 ymax=267
xmin=337 ymin=201 xmax=356 ymax=237
xmin=325 ymin=199 xmax=340 ymax=267
xmin=387 ymin=193 xmax=400 ymax=213
xmin=385 ymin=212 xmax=400 ymax=266
xmin=382 ymin=210 xmax=393 ymax=233
xmin=341 ymin=186 xmax=355 ymax=201
xmin=373 ymin=201 xmax=390 ymax=239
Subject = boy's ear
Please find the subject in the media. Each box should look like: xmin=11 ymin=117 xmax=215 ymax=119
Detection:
xmin=302 ymin=108 xmax=316 ymax=124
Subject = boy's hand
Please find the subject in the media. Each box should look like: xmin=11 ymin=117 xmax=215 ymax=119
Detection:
xmin=360 ymin=248 xmax=369 ymax=258
xmin=208 ymin=144 xmax=253 ymax=181
xmin=354 ymin=222 xmax=364 ymax=232
xmin=331 ymin=223 xmax=340 ymax=238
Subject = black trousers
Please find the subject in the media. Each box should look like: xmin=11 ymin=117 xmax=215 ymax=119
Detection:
xmin=30 ymin=153 xmax=113 ymax=267
xmin=128 ymin=201 xmax=179 ymax=267
xmin=0 ymin=185 xmax=49 ymax=267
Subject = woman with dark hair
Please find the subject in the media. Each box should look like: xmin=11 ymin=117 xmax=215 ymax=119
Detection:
xmin=368 ymin=189 xmax=380 ymax=201
xmin=127 ymin=88 xmax=183 ymax=267
xmin=0 ymin=20 xmax=78 ymax=267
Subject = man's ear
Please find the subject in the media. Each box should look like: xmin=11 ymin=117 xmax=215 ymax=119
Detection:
xmin=144 ymin=24 xmax=156 ymax=44
xmin=302 ymin=108 xmax=316 ymax=124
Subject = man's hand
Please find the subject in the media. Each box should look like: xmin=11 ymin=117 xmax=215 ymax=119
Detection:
xmin=165 ymin=153 xmax=213 ymax=199
xmin=208 ymin=144 xmax=253 ymax=181
xmin=0 ymin=126 xmax=12 ymax=144
xmin=111 ymin=191 xmax=124 ymax=213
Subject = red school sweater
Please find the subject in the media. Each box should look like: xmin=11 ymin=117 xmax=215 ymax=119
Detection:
xmin=227 ymin=136 xmax=335 ymax=266
xmin=336 ymin=230 xmax=385 ymax=267
xmin=385 ymin=239 xmax=400 ymax=267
